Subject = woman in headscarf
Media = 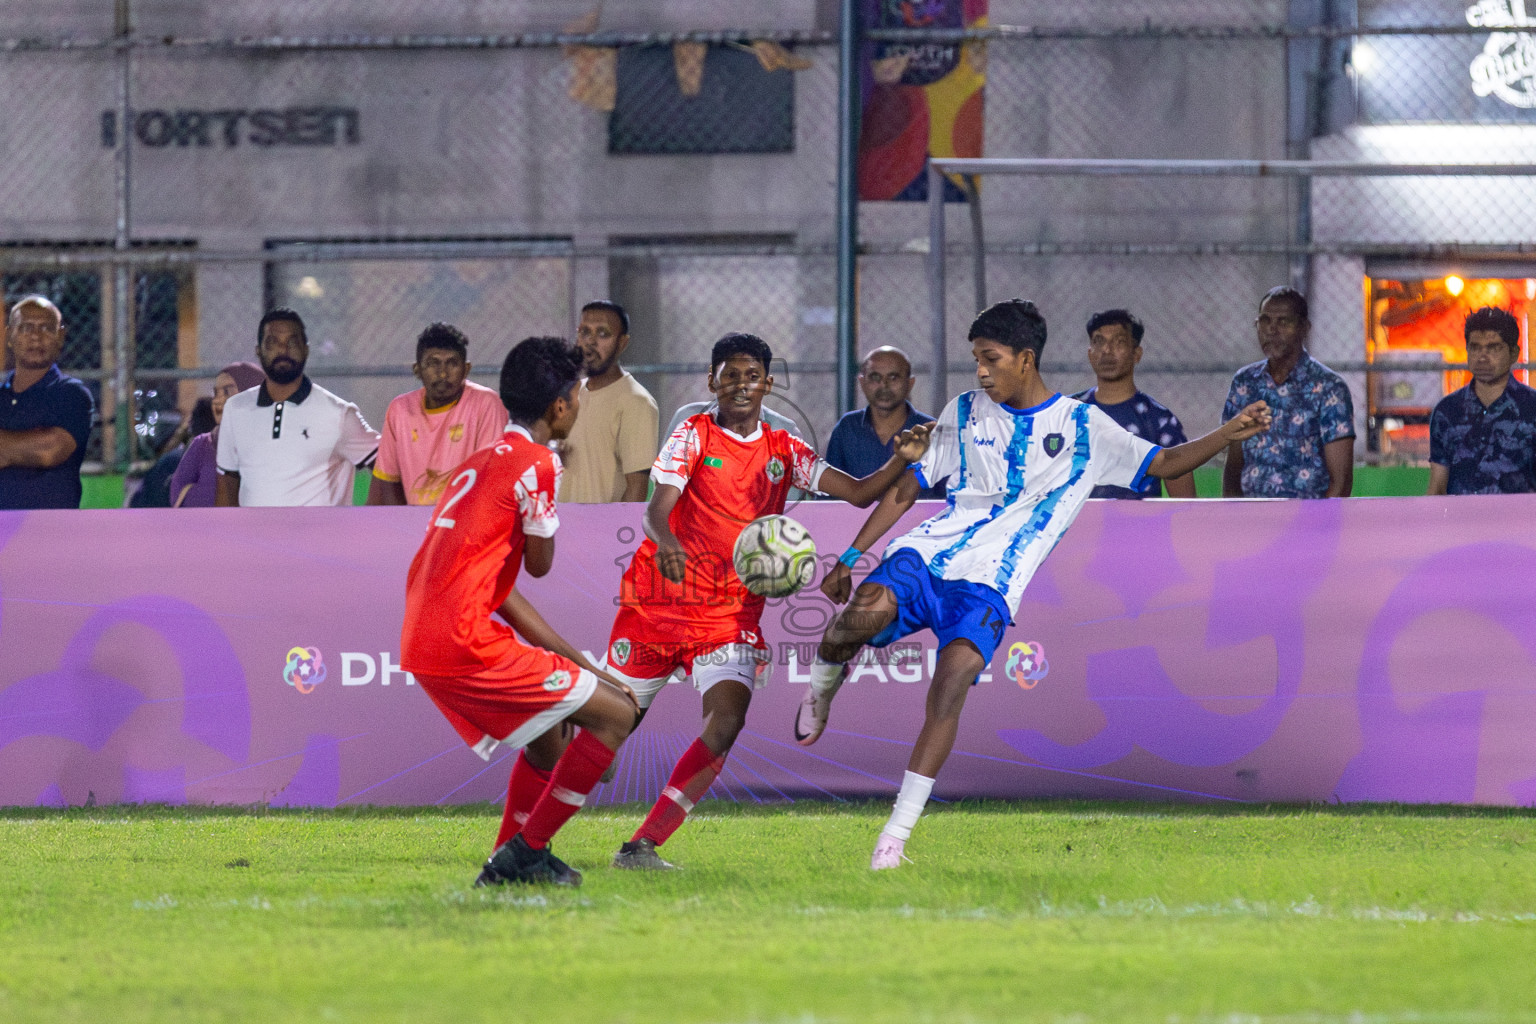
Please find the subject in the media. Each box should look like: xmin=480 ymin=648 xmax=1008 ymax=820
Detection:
xmin=169 ymin=361 xmax=264 ymax=507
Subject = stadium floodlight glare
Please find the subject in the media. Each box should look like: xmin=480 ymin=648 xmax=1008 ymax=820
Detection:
xmin=924 ymin=156 xmax=1536 ymax=410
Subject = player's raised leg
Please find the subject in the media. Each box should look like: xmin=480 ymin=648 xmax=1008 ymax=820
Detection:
xmin=794 ymin=579 xmax=898 ymax=745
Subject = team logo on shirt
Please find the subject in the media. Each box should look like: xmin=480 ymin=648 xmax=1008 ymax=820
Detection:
xmin=542 ymin=669 xmax=572 ymax=692
xmin=449 ymin=424 xmax=464 ymax=442
xmin=1042 ymin=433 xmax=1065 ymax=458
xmin=282 ymin=646 xmax=327 ymax=694
xmin=765 ymin=457 xmax=786 ymax=484
xmin=610 ymin=638 xmax=632 ymax=667
xmin=1004 ymin=641 xmax=1050 ymax=689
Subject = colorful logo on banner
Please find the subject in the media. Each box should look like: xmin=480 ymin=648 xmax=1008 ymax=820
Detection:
xmin=859 ymin=0 xmax=988 ymax=201
xmin=1468 ymin=1 xmax=1536 ymax=108
xmin=283 ymin=646 xmax=327 ymax=694
xmin=1004 ymin=641 xmax=1049 ymax=689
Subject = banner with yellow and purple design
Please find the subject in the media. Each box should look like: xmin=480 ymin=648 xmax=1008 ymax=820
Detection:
xmin=858 ymin=0 xmax=988 ymax=202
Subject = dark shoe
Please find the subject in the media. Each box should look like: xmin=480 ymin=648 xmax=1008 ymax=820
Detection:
xmin=482 ymin=834 xmax=581 ymax=887
xmin=612 ymin=837 xmax=677 ymax=871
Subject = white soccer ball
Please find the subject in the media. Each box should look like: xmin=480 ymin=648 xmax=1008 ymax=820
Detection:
xmin=732 ymin=514 xmax=818 ymax=598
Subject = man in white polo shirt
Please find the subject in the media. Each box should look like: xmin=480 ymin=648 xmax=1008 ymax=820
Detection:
xmin=216 ymin=308 xmax=380 ymax=506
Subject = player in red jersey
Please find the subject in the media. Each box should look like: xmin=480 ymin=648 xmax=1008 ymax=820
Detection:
xmin=601 ymin=332 xmax=931 ymax=869
xmin=401 ymin=336 xmax=639 ymax=888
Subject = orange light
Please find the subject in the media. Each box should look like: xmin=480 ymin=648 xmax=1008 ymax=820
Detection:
xmin=1445 ymin=275 xmax=1465 ymax=296
xmin=1527 ymin=278 xmax=1536 ymax=300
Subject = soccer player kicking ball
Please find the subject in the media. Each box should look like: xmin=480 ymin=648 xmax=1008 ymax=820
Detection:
xmin=401 ymin=337 xmax=640 ymax=888
xmin=793 ymin=299 xmax=1272 ymax=869
xmin=602 ymin=332 xmax=932 ymax=870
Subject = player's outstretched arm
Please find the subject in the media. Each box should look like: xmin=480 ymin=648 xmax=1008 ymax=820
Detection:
xmin=1149 ymin=401 xmax=1271 ymax=482
xmin=643 ymin=483 xmax=688 ymax=583
xmin=817 ymin=422 xmax=932 ymax=508
xmin=820 ymin=471 xmax=923 ymax=604
xmin=498 ymin=588 xmax=635 ymax=696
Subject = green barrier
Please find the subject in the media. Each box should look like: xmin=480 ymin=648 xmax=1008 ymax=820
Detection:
xmin=82 ymin=466 xmax=1433 ymax=509
xmin=81 ymin=470 xmax=375 ymax=509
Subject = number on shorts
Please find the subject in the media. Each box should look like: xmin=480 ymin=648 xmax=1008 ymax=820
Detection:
xmin=433 ymin=468 xmax=477 ymax=529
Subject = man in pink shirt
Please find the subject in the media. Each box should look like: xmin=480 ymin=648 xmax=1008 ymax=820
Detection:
xmin=368 ymin=323 xmax=509 ymax=506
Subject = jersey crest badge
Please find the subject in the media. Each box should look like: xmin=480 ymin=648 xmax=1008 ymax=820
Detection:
xmin=765 ymin=456 xmax=786 ymax=484
xmin=1042 ymin=432 xmax=1065 ymax=458
xmin=610 ymin=638 xmax=632 ymax=667
xmin=542 ymin=669 xmax=572 ymax=692
xmin=449 ymin=424 xmax=464 ymax=442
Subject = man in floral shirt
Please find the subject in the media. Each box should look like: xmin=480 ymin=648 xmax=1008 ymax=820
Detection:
xmin=1221 ymin=287 xmax=1354 ymax=498
xmin=1428 ymin=306 xmax=1536 ymax=495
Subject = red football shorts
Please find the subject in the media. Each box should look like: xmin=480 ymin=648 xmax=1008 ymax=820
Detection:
xmin=415 ymin=643 xmax=596 ymax=758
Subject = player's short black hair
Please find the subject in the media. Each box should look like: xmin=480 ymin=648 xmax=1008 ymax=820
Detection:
xmin=581 ymin=300 xmax=630 ymax=337
xmin=710 ymin=332 xmax=773 ymax=374
xmin=415 ymin=322 xmax=469 ymax=363
xmin=500 ymin=336 xmax=583 ymax=425
xmin=257 ymin=307 xmax=307 ymax=345
xmin=1085 ymin=309 xmax=1144 ymax=346
xmin=1259 ymin=286 xmax=1309 ymax=321
xmin=968 ymin=299 xmax=1048 ymax=361
xmin=1464 ymin=306 xmax=1521 ymax=350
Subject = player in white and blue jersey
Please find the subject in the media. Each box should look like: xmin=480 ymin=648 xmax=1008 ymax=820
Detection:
xmin=793 ymin=299 xmax=1272 ymax=869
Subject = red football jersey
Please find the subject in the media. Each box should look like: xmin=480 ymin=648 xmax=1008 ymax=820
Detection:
xmin=402 ymin=427 xmax=561 ymax=677
xmin=617 ymin=413 xmax=826 ymax=633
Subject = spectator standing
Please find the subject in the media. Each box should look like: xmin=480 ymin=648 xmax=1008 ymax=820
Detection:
xmin=170 ymin=361 xmax=264 ymax=508
xmin=1071 ymin=310 xmax=1194 ymax=498
xmin=1428 ymin=306 xmax=1536 ymax=495
xmin=367 ymin=323 xmax=508 ymax=506
xmin=827 ymin=346 xmax=943 ymax=500
xmin=556 ymin=301 xmax=659 ymax=503
xmin=216 ymin=309 xmax=380 ymax=507
xmin=133 ymin=397 xmax=216 ymax=507
xmin=0 ymin=295 xmax=95 ymax=510
xmin=1222 ymin=287 xmax=1355 ymax=498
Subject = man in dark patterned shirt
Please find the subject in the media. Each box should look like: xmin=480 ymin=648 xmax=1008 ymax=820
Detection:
xmin=1071 ymin=309 xmax=1194 ymax=498
xmin=1428 ymin=306 xmax=1536 ymax=495
xmin=1222 ymin=287 xmax=1355 ymax=498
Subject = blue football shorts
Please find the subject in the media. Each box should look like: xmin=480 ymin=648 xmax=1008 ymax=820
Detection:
xmin=861 ymin=548 xmax=1012 ymax=679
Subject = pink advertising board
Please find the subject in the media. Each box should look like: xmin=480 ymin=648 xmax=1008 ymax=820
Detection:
xmin=2 ymin=497 xmax=1534 ymax=809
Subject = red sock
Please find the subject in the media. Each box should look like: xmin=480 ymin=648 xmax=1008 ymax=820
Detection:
xmin=633 ymin=738 xmax=726 ymax=846
xmin=519 ymin=729 xmax=614 ymax=850
xmin=494 ymin=751 xmax=552 ymax=849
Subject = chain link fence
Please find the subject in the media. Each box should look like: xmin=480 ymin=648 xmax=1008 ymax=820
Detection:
xmin=2 ymin=2 xmax=1532 ymax=484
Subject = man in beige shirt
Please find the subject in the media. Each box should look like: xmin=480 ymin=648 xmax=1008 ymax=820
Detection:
xmin=558 ymin=300 xmax=659 ymax=503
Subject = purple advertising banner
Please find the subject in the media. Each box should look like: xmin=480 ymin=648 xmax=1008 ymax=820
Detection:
xmin=2 ymin=498 xmax=1535 ymax=810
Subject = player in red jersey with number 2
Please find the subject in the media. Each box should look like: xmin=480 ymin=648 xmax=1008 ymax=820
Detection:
xmin=401 ymin=336 xmax=639 ymax=888
xmin=602 ymin=332 xmax=931 ymax=870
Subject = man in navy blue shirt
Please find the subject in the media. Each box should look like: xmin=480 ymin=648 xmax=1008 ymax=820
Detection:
xmin=826 ymin=346 xmax=943 ymax=499
xmin=1071 ymin=309 xmax=1194 ymax=498
xmin=1429 ymin=305 xmax=1536 ymax=495
xmin=0 ymin=296 xmax=95 ymax=510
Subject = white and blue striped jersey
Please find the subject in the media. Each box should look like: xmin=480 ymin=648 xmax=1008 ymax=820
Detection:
xmin=890 ymin=390 xmax=1160 ymax=616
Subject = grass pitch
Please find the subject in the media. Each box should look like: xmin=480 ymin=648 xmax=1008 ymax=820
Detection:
xmin=4 ymin=801 xmax=1536 ymax=1024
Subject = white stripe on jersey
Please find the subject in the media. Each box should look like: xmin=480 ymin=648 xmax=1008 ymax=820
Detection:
xmin=889 ymin=390 xmax=1158 ymax=616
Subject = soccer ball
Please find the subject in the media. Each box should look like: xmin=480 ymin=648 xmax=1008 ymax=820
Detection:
xmin=732 ymin=514 xmax=818 ymax=598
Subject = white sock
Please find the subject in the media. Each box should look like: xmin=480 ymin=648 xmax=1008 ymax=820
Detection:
xmin=881 ymin=771 xmax=935 ymax=842
xmin=809 ymin=655 xmax=846 ymax=697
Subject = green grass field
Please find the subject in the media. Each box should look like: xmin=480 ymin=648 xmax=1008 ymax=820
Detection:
xmin=4 ymin=801 xmax=1535 ymax=1023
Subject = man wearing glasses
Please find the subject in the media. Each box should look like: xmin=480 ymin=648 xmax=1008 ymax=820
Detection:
xmin=826 ymin=346 xmax=943 ymax=500
xmin=0 ymin=295 xmax=94 ymax=510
